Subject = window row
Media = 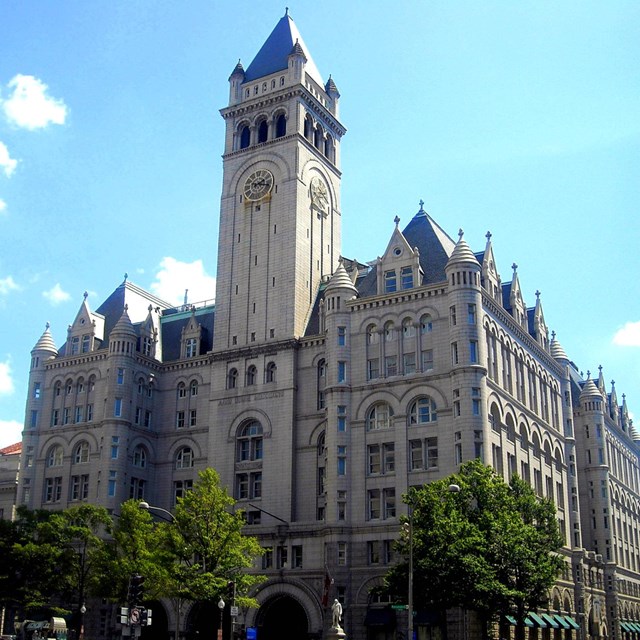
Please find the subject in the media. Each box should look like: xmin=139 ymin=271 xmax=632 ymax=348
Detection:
xmin=227 ymin=362 xmax=277 ymax=389
xmin=366 ymin=314 xmax=434 ymax=344
xmin=43 ymin=474 xmax=91 ymax=503
xmin=367 ymin=349 xmax=433 ymax=379
xmin=237 ymin=112 xmax=287 ymax=150
xmin=365 ymin=397 xmax=437 ymax=430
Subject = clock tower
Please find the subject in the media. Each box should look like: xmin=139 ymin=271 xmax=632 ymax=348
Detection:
xmin=213 ymin=10 xmax=346 ymax=350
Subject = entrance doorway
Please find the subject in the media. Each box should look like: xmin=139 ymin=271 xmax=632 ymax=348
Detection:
xmin=256 ymin=594 xmax=309 ymax=640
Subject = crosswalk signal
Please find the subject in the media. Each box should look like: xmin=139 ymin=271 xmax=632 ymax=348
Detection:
xmin=140 ymin=608 xmax=152 ymax=627
xmin=128 ymin=575 xmax=145 ymax=607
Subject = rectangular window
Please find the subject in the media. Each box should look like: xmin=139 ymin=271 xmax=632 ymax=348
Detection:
xmin=33 ymin=382 xmax=41 ymax=399
xmin=108 ymin=470 xmax=118 ymax=498
xmin=176 ymin=411 xmax=185 ymax=428
xmin=451 ymin=342 xmax=459 ymax=365
xmin=337 ymin=490 xmax=347 ymax=521
xmin=75 ymin=406 xmax=83 ymax=423
xmin=111 ymin=436 xmax=119 ymax=459
xmin=450 ymin=305 xmax=457 ymax=326
xmin=337 ymin=326 xmax=346 ymax=346
xmin=251 ymin=472 xmax=262 ymax=498
xmin=173 ymin=479 xmax=193 ymax=504
xmin=30 ymin=409 xmax=38 ymax=428
xmin=421 ymin=349 xmax=434 ymax=371
xmin=455 ymin=431 xmax=463 ymax=465
xmin=368 ymin=444 xmax=381 ymax=475
xmin=337 ymin=361 xmax=346 ymax=383
xmin=367 ymin=358 xmax=380 ymax=380
xmin=384 ymin=355 xmax=397 ymax=377
xmin=63 ymin=407 xmax=70 ymax=425
xmin=135 ymin=407 xmax=142 ymax=425
xmin=22 ymin=479 xmax=31 ymax=504
xmin=278 ymin=546 xmax=288 ymax=569
xmin=145 ymin=410 xmax=152 ymax=428
xmin=472 ymin=387 xmax=481 ymax=415
xmin=469 ymin=340 xmax=478 ymax=364
xmin=114 ymin=398 xmax=122 ymax=417
xmin=236 ymin=474 xmax=248 ymax=499
xmin=262 ymin=548 xmax=273 ymax=569
xmin=82 ymin=334 xmax=91 ymax=353
xmin=383 ymin=488 xmax=396 ymax=519
xmin=426 ymin=437 xmax=438 ymax=469
xmin=86 ymin=404 xmax=93 ymax=422
xmin=337 ymin=542 xmax=347 ymax=566
xmin=337 ymin=405 xmax=347 ymax=432
xmin=368 ymin=540 xmax=380 ymax=564
xmin=337 ymin=446 xmax=347 ymax=476
xmin=403 ymin=352 xmax=416 ymax=374
xmin=292 ymin=545 xmax=303 ymax=569
xmin=401 ymin=266 xmax=413 ymax=289
xmin=467 ymin=303 xmax=476 ymax=324
xmin=71 ymin=335 xmax=80 ymax=355
xmin=368 ymin=489 xmax=380 ymax=519
xmin=189 ymin=409 xmax=197 ymax=427
xmin=185 ymin=338 xmax=198 ymax=358
xmin=384 ymin=270 xmax=397 ymax=293
xmin=383 ymin=442 xmax=395 ymax=473
xmin=117 ymin=367 xmax=125 ymax=384
xmin=45 ymin=477 xmax=63 ymax=503
xmin=52 ymin=409 xmax=59 ymax=426
xmin=410 ymin=440 xmax=423 ymax=470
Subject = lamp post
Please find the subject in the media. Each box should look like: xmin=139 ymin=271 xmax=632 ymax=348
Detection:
xmin=79 ymin=603 xmax=86 ymax=640
xmin=139 ymin=500 xmax=176 ymax=522
xmin=218 ymin=598 xmax=225 ymax=640
xmin=407 ymin=483 xmax=460 ymax=640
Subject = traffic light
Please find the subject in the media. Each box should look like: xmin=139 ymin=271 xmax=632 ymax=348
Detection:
xmin=227 ymin=581 xmax=235 ymax=599
xmin=128 ymin=575 xmax=145 ymax=607
xmin=140 ymin=608 xmax=152 ymax=627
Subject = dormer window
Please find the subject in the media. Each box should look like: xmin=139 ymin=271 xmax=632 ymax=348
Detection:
xmin=71 ymin=336 xmax=80 ymax=355
xmin=185 ymin=338 xmax=198 ymax=358
xmin=384 ymin=270 xmax=397 ymax=293
xmin=401 ymin=266 xmax=413 ymax=290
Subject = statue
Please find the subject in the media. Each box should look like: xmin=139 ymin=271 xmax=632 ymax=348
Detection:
xmin=331 ymin=599 xmax=343 ymax=629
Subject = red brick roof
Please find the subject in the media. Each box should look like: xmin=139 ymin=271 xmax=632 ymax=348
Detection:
xmin=0 ymin=442 xmax=21 ymax=455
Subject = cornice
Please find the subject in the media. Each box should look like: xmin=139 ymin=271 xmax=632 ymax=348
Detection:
xmin=209 ymin=338 xmax=299 ymax=362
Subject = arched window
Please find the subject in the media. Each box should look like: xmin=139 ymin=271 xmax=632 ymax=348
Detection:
xmin=240 ymin=125 xmax=250 ymax=149
xmin=402 ymin=318 xmax=415 ymax=338
xmin=54 ymin=381 xmax=62 ymax=397
xmin=506 ymin=415 xmax=516 ymax=442
xmin=314 ymin=125 xmax=323 ymax=150
xmin=257 ymin=119 xmax=268 ymax=143
xmin=275 ymin=113 xmax=286 ymax=138
xmin=532 ymin=433 xmax=541 ymax=459
xmin=88 ymin=375 xmax=96 ymax=392
xmin=324 ymin=134 xmax=334 ymax=161
xmin=420 ymin=314 xmax=433 ymax=334
xmin=519 ymin=424 xmax=529 ymax=451
xmin=246 ymin=365 xmax=257 ymax=386
xmin=543 ymin=442 xmax=552 ymax=467
xmin=304 ymin=115 xmax=313 ymax=141
xmin=47 ymin=445 xmax=64 ymax=467
xmin=73 ymin=441 xmax=89 ymax=464
xmin=384 ymin=322 xmax=396 ymax=342
xmin=237 ymin=421 xmax=263 ymax=462
xmin=77 ymin=377 xmax=85 ymax=394
xmin=408 ymin=397 xmax=437 ymax=424
xmin=366 ymin=324 xmax=379 ymax=345
xmin=175 ymin=446 xmax=194 ymax=469
xmin=66 ymin=379 xmax=73 ymax=395
xmin=265 ymin=362 xmax=277 ymax=383
xmin=190 ymin=380 xmax=198 ymax=396
xmin=177 ymin=382 xmax=187 ymax=399
xmin=366 ymin=402 xmax=393 ymax=430
xmin=133 ymin=445 xmax=147 ymax=468
xmin=227 ymin=368 xmax=238 ymax=389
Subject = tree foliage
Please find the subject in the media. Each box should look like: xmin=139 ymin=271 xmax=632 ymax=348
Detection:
xmin=383 ymin=460 xmax=564 ymax=628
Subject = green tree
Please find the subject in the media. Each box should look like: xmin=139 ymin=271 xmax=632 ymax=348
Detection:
xmin=383 ymin=460 xmax=564 ymax=640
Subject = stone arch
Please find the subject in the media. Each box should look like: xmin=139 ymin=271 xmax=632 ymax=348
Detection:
xmin=227 ymin=409 xmax=273 ymax=441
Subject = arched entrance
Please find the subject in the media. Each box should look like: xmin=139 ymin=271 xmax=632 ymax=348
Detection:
xmin=140 ymin=600 xmax=169 ymax=640
xmin=186 ymin=601 xmax=224 ymax=640
xmin=257 ymin=594 xmax=310 ymax=640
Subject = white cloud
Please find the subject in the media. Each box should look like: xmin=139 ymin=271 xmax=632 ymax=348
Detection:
xmin=2 ymin=74 xmax=68 ymax=130
xmin=0 ymin=141 xmax=18 ymax=177
xmin=42 ymin=282 xmax=71 ymax=305
xmin=0 ymin=420 xmax=23 ymax=448
xmin=150 ymin=257 xmax=216 ymax=306
xmin=0 ymin=359 xmax=15 ymax=395
xmin=613 ymin=321 xmax=640 ymax=347
xmin=0 ymin=198 xmax=6 ymax=213
xmin=0 ymin=275 xmax=19 ymax=295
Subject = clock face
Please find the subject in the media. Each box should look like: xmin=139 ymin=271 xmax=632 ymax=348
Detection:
xmin=243 ymin=169 xmax=274 ymax=201
xmin=310 ymin=176 xmax=329 ymax=211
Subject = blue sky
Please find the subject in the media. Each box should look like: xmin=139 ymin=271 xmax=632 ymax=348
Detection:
xmin=1 ymin=1 xmax=638 ymax=448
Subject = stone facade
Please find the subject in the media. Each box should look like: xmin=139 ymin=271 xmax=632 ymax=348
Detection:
xmin=17 ymin=11 xmax=640 ymax=640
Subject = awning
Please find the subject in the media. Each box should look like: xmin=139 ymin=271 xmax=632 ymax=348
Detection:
xmin=564 ymin=616 xmax=581 ymax=630
xmin=504 ymin=615 xmax=534 ymax=628
xmin=541 ymin=614 xmax=560 ymax=629
xmin=620 ymin=622 xmax=632 ymax=633
xmin=553 ymin=615 xmax=571 ymax=630
xmin=528 ymin=612 xmax=548 ymax=628
xmin=364 ymin=608 xmax=395 ymax=628
xmin=628 ymin=622 xmax=640 ymax=633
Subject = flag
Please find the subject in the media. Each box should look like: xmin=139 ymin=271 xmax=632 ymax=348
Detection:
xmin=321 ymin=565 xmax=334 ymax=607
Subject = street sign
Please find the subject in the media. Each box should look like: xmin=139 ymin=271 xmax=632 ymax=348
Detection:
xmin=230 ymin=606 xmax=239 ymax=617
xmin=246 ymin=627 xmax=257 ymax=640
xmin=391 ymin=604 xmax=408 ymax=610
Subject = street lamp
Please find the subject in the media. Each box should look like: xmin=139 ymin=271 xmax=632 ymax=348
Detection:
xmin=79 ymin=603 xmax=86 ymax=640
xmin=407 ymin=483 xmax=460 ymax=640
xmin=139 ymin=500 xmax=176 ymax=522
xmin=218 ymin=598 xmax=225 ymax=640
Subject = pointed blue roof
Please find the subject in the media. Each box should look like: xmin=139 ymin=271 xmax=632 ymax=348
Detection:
xmin=244 ymin=12 xmax=323 ymax=85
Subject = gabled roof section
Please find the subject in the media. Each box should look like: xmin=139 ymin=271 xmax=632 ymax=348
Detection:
xmin=401 ymin=202 xmax=456 ymax=285
xmin=244 ymin=11 xmax=323 ymax=85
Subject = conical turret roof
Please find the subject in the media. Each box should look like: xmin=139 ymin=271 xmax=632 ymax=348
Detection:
xmin=32 ymin=323 xmax=58 ymax=355
xmin=580 ymin=375 xmax=601 ymax=399
xmin=326 ymin=262 xmax=357 ymax=294
xmin=550 ymin=332 xmax=569 ymax=361
xmin=448 ymin=230 xmax=480 ymax=266
xmin=111 ymin=305 xmax=136 ymax=337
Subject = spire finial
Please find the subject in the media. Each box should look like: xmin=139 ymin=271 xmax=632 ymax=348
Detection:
xmin=535 ymin=290 xmax=540 ymax=299
xmin=551 ymin=330 xmax=556 ymax=340
xmin=285 ymin=7 xmax=289 ymax=16
xmin=419 ymin=199 xmax=424 ymax=212
xmin=124 ymin=304 xmax=129 ymax=312
xmin=458 ymin=228 xmax=464 ymax=240
xmin=83 ymin=291 xmax=89 ymax=300
xmin=598 ymin=364 xmax=603 ymax=373
xmin=123 ymin=272 xmax=128 ymax=282
xmin=394 ymin=215 xmax=400 ymax=227
xmin=45 ymin=321 xmax=50 ymax=330
xmin=586 ymin=370 xmax=591 ymax=379
xmin=486 ymin=230 xmax=492 ymax=241
xmin=512 ymin=262 xmax=518 ymax=272
xmin=611 ymin=380 xmax=616 ymax=387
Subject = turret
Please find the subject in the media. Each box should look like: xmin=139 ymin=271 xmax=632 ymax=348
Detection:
xmin=25 ymin=323 xmax=58 ymax=434
xmin=228 ymin=59 xmax=245 ymax=106
xmin=288 ymin=38 xmax=307 ymax=83
xmin=325 ymin=75 xmax=340 ymax=117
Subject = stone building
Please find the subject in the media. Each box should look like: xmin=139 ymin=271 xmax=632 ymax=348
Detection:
xmin=18 ymin=10 xmax=640 ymax=640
